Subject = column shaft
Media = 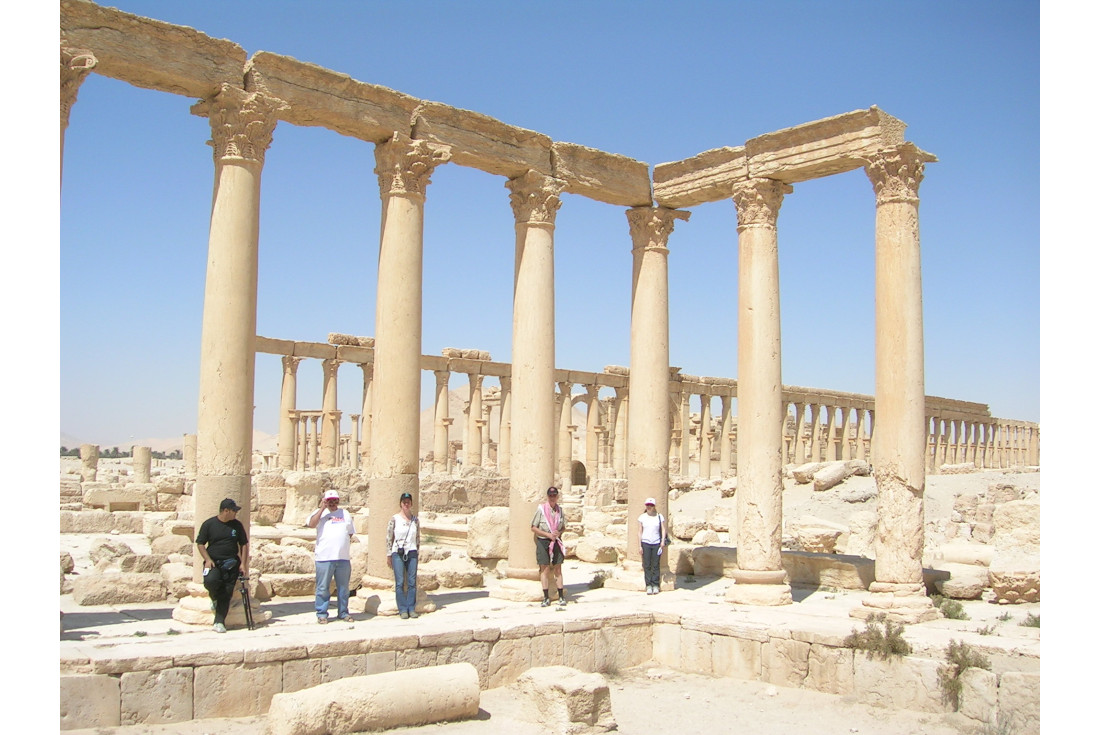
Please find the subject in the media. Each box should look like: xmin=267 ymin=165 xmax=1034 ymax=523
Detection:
xmin=278 ymin=356 xmax=302 ymax=469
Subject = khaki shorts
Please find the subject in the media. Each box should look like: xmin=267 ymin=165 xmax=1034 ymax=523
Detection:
xmin=535 ymin=537 xmax=564 ymax=566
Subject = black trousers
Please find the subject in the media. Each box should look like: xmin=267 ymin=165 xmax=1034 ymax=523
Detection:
xmin=641 ymin=542 xmax=661 ymax=587
xmin=203 ymin=558 xmax=240 ymax=625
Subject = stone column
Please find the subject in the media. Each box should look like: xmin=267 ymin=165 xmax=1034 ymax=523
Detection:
xmin=359 ymin=362 xmax=374 ymax=467
xmin=841 ymin=407 xmax=854 ymax=461
xmin=678 ymin=390 xmax=692 ymax=475
xmin=584 ymin=385 xmax=601 ymax=480
xmin=625 ymin=207 xmax=688 ymax=582
xmin=791 ymin=403 xmax=805 ymax=464
xmin=188 ymin=84 xmax=284 ymax=577
xmin=481 ymin=403 xmax=493 ymax=468
xmin=349 ymin=413 xmax=360 ymax=471
xmin=719 ymin=394 xmax=733 ymax=476
xmin=294 ymin=415 xmax=306 ymax=470
xmin=854 ymin=143 xmax=939 ymax=623
xmin=320 ymin=358 xmax=340 ymax=468
xmin=499 ymin=170 xmax=563 ymax=594
xmin=727 ymin=177 xmax=793 ymax=606
xmin=613 ymin=388 xmax=628 ymax=478
xmin=79 ymin=443 xmax=99 ymax=483
xmin=806 ymin=403 xmax=820 ymax=462
xmin=558 ymin=381 xmax=574 ymax=491
xmin=132 ymin=446 xmax=152 ymax=483
xmin=433 ymin=370 xmax=451 ymax=474
xmin=60 ymin=43 xmax=97 ymax=178
xmin=498 ymin=375 xmax=512 ymax=476
xmin=183 ymin=434 xmax=197 ymax=479
xmin=309 ymin=415 xmax=320 ymax=469
xmin=366 ymin=133 xmax=451 ymax=588
xmin=822 ymin=406 xmax=837 ymax=461
xmin=699 ymin=394 xmax=712 ymax=478
xmin=467 ymin=374 xmax=484 ymax=467
xmin=278 ymin=356 xmax=302 ymax=470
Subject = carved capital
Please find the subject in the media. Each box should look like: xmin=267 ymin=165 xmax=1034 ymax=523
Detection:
xmin=374 ymin=132 xmax=452 ymax=199
xmin=322 ymin=358 xmax=340 ymax=379
xmin=506 ymin=170 xmax=565 ymax=226
xmin=61 ymin=44 xmax=97 ymax=129
xmin=864 ymin=143 xmax=934 ymax=205
xmin=730 ymin=178 xmax=793 ymax=229
xmin=281 ymin=355 xmax=303 ymax=376
xmin=434 ymin=370 xmax=450 ymax=386
xmin=191 ymin=84 xmax=287 ymax=166
xmin=626 ymin=206 xmax=690 ymax=252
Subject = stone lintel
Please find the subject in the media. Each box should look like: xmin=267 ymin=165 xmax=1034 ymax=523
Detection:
xmin=247 ymin=51 xmax=419 ymax=143
xmin=925 ymin=395 xmax=992 ymax=419
xmin=255 ymin=336 xmax=294 ymax=355
xmin=61 ymin=0 xmax=246 ymax=98
xmin=421 ymin=355 xmax=448 ymax=372
xmin=551 ymin=142 xmax=652 ymax=207
xmin=293 ymin=342 xmax=337 ymax=360
xmin=412 ymin=101 xmax=552 ymax=178
xmin=653 ymin=146 xmax=748 ymax=208
xmin=782 ymin=385 xmax=875 ymax=410
xmin=335 ymin=345 xmax=373 ymax=363
xmin=745 ymin=106 xmax=910 ymax=184
xmin=447 ymin=357 xmax=492 ymax=374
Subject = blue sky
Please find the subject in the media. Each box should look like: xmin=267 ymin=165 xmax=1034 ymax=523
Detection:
xmin=56 ymin=0 xmax=1039 ymax=446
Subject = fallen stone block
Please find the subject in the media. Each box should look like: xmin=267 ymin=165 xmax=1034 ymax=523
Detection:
xmin=89 ymin=538 xmax=135 ymax=566
xmin=72 ymin=572 xmax=167 ymax=605
xmin=515 ymin=665 xmax=616 ymax=735
xmin=932 ymin=562 xmax=988 ymax=600
xmin=989 ymin=552 xmax=1039 ymax=604
xmin=467 ymin=506 xmax=510 ymax=559
xmin=266 ymin=662 xmax=480 ymax=735
xmin=791 ymin=462 xmax=829 ymax=484
xmin=264 ymin=573 xmax=318 ymax=597
xmin=119 ymin=554 xmax=170 ymax=574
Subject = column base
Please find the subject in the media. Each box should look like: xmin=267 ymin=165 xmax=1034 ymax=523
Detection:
xmin=726 ymin=568 xmax=792 ymax=606
xmin=489 ymin=577 xmax=545 ymax=603
xmin=171 ymin=582 xmax=272 ymax=628
xmin=351 ymin=573 xmax=437 ymax=616
xmin=850 ymin=581 xmax=941 ymax=623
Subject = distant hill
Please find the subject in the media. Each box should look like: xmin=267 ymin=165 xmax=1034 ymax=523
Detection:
xmin=59 ymin=430 xmax=279 ymax=454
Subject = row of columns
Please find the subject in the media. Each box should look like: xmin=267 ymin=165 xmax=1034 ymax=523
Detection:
xmin=927 ymin=417 xmax=1038 ymax=472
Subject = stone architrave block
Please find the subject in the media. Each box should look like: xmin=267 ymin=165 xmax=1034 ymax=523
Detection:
xmin=653 ymin=146 xmax=748 ymax=208
xmin=60 ymin=0 xmax=246 ymax=98
xmin=515 ymin=666 xmax=616 ymax=735
xmin=958 ymin=667 xmax=998 ymax=724
xmin=72 ymin=572 xmax=167 ymax=605
xmin=551 ymin=141 xmax=652 ymax=207
xmin=745 ymin=107 xmax=911 ymax=183
xmin=485 ymin=636 xmax=532 ymax=689
xmin=806 ymin=644 xmax=854 ymax=695
xmin=413 ymin=101 xmax=552 ymax=178
xmin=761 ymin=638 xmax=810 ymax=688
xmin=467 ymin=506 xmax=510 ymax=559
xmin=120 ymin=667 xmax=193 ymax=725
xmin=248 ymin=51 xmax=420 ymax=142
xmin=998 ymin=671 xmax=1039 ymax=734
xmin=680 ymin=628 xmax=713 ymax=676
xmin=266 ymin=664 xmax=480 ymax=735
xmin=60 ymin=674 xmax=120 ymax=730
xmin=193 ymin=662 xmax=283 ymax=719
xmin=853 ymin=654 xmax=945 ymax=714
xmin=711 ymin=634 xmax=762 ymax=681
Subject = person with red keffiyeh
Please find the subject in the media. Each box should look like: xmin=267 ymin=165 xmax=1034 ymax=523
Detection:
xmin=530 ymin=486 xmax=567 ymax=607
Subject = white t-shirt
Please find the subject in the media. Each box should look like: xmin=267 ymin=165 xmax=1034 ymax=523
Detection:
xmin=313 ymin=508 xmax=355 ymax=561
xmin=638 ymin=512 xmax=665 ymax=545
xmin=390 ymin=514 xmax=419 ymax=553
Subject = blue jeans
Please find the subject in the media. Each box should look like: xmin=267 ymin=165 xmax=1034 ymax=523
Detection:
xmin=392 ymin=550 xmax=418 ymax=613
xmin=315 ymin=559 xmax=351 ymax=619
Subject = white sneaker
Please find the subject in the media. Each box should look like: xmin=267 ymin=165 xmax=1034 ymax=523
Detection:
xmin=213 ymin=623 xmax=227 ymax=633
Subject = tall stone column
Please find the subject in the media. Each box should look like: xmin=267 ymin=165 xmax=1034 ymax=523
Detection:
xmin=183 ymin=434 xmax=197 ymax=479
xmin=699 ymin=394 xmax=712 ymax=478
xmin=349 ymin=413 xmax=360 ymax=470
xmin=434 ymin=370 xmax=451 ymax=474
xmin=625 ymin=207 xmax=688 ymax=580
xmin=481 ymin=403 xmax=494 ymax=468
xmin=359 ymin=362 xmax=373 ymax=467
xmin=309 ymin=415 xmax=320 ymax=469
xmin=467 ymin=374 xmax=484 ymax=467
xmin=295 ymin=415 xmax=307 ymax=470
xmin=60 ymin=43 xmax=96 ymax=178
xmin=854 ymin=143 xmax=939 ymax=623
xmin=728 ymin=177 xmax=793 ymax=606
xmin=678 ymin=390 xmax=691 ymax=475
xmin=79 ymin=443 xmax=99 ymax=483
xmin=719 ymin=395 xmax=733 ymax=475
xmin=320 ymin=358 xmax=340 ymax=468
xmin=132 ymin=446 xmax=152 ymax=484
xmin=498 ymin=376 xmax=512 ymax=476
xmin=499 ymin=170 xmax=563 ymax=594
xmin=366 ymin=133 xmax=451 ymax=588
xmin=558 ymin=381 xmax=574 ymax=491
xmin=584 ymin=385 xmax=600 ymax=479
xmin=278 ymin=356 xmax=302 ymax=469
xmin=613 ymin=388 xmax=628 ymax=478
xmin=189 ymin=84 xmax=283 ymax=575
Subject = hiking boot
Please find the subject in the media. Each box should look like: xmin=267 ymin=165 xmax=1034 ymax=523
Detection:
xmin=541 ymin=598 xmax=552 ymax=607
xmin=213 ymin=623 xmax=227 ymax=633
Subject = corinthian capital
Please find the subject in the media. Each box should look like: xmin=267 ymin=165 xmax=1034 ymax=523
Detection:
xmin=730 ymin=178 xmax=793 ymax=229
xmin=374 ymin=132 xmax=453 ymax=199
xmin=191 ymin=84 xmax=288 ymax=166
xmin=61 ymin=43 xmax=97 ymax=128
xmin=506 ymin=170 xmax=565 ymax=226
xmin=626 ymin=206 xmax=691 ymax=252
xmin=281 ymin=355 xmax=303 ymax=376
xmin=863 ymin=143 xmax=936 ymax=205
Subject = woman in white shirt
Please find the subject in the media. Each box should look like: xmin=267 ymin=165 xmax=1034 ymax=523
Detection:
xmin=386 ymin=491 xmax=420 ymax=619
xmin=637 ymin=497 xmax=666 ymax=594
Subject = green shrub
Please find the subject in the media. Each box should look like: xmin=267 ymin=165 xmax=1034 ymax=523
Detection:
xmin=976 ymin=624 xmax=995 ymax=636
xmin=1019 ymin=612 xmax=1039 ymax=628
xmin=936 ymin=597 xmax=969 ymax=620
xmin=937 ymin=640 xmax=991 ymax=711
xmin=843 ymin=613 xmax=911 ymax=660
xmin=996 ymin=612 xmax=1012 ymax=623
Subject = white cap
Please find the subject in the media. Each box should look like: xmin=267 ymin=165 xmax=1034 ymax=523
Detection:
xmin=323 ymin=490 xmax=340 ymax=500
xmin=644 ymin=497 xmax=657 ymax=506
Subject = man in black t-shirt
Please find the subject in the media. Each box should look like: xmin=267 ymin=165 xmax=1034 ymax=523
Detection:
xmin=195 ymin=498 xmax=250 ymax=633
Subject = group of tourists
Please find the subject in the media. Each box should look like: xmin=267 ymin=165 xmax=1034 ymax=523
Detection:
xmin=195 ymin=485 xmax=669 ymax=632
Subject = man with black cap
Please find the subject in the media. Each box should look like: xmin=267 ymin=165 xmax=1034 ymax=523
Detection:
xmin=195 ymin=498 xmax=250 ymax=633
